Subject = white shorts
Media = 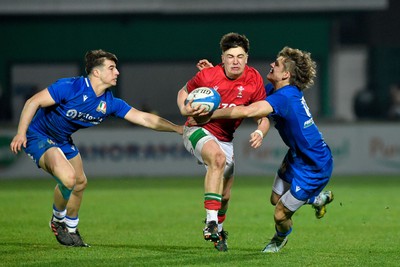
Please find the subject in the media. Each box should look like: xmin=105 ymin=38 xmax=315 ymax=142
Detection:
xmin=272 ymin=173 xmax=306 ymax=212
xmin=183 ymin=126 xmax=234 ymax=178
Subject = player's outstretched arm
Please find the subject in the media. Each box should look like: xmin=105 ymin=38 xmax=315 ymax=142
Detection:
xmin=124 ymin=108 xmax=183 ymax=134
xmin=212 ymin=100 xmax=273 ymax=119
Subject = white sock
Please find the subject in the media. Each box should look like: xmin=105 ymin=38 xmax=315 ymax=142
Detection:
xmin=218 ymin=223 xmax=223 ymax=232
xmin=52 ymin=205 xmax=66 ymax=222
xmin=65 ymin=216 xmax=79 ymax=233
xmin=206 ymin=210 xmax=218 ymax=223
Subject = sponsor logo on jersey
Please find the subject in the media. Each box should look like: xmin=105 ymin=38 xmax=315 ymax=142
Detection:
xmin=66 ymin=109 xmax=103 ymax=125
xmin=304 ymin=118 xmax=314 ymax=128
xmin=83 ymin=95 xmax=88 ymax=102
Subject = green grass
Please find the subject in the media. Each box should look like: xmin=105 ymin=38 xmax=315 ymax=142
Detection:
xmin=1 ymin=175 xmax=400 ymax=266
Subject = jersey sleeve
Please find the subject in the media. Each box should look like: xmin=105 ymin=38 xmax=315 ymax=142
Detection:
xmin=266 ymin=91 xmax=289 ymax=117
xmin=110 ymin=98 xmax=132 ymax=118
xmin=47 ymin=78 xmax=74 ymax=104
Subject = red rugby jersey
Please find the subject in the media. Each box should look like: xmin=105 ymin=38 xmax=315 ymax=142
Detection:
xmin=186 ymin=64 xmax=266 ymax=142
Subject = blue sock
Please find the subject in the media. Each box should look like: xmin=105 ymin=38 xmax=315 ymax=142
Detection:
xmin=276 ymin=226 xmax=292 ymax=238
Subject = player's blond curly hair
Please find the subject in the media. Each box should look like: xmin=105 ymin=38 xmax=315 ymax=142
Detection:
xmin=278 ymin=46 xmax=317 ymax=91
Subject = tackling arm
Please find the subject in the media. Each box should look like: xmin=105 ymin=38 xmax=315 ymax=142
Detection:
xmin=124 ymin=108 xmax=183 ymax=134
xmin=211 ymin=100 xmax=273 ymax=119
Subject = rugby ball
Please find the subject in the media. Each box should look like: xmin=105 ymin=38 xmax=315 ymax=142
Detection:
xmin=185 ymin=87 xmax=221 ymax=112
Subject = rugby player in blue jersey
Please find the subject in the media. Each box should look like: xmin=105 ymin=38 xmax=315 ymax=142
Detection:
xmin=10 ymin=49 xmax=183 ymax=247
xmin=204 ymin=46 xmax=334 ymax=253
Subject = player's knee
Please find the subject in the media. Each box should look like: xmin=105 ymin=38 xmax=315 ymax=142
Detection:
xmin=74 ymin=174 xmax=88 ymax=192
xmin=61 ymin=171 xmax=77 ymax=189
xmin=274 ymin=211 xmax=287 ymax=225
xmin=274 ymin=204 xmax=290 ymax=225
xmin=212 ymin=151 xmax=226 ymax=169
xmin=270 ymin=195 xmax=278 ymax=206
xmin=270 ymin=192 xmax=280 ymax=206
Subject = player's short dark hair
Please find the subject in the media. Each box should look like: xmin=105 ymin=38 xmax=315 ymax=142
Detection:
xmin=85 ymin=49 xmax=118 ymax=74
xmin=220 ymin=32 xmax=250 ymax=54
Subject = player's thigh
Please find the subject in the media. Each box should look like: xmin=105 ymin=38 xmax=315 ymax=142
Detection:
xmin=271 ymin=173 xmax=291 ymax=205
xmin=39 ymin=147 xmax=76 ymax=185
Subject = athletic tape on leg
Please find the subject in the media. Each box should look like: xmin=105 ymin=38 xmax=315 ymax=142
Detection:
xmin=52 ymin=175 xmax=74 ymax=200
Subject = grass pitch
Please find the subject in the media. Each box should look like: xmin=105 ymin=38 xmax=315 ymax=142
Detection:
xmin=1 ymin=175 xmax=400 ymax=266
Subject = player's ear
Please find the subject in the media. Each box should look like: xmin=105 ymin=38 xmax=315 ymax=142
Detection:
xmin=92 ymin=67 xmax=100 ymax=78
xmin=283 ymin=70 xmax=291 ymax=80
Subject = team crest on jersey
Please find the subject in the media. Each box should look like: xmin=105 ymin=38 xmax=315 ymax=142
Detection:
xmin=96 ymin=101 xmax=107 ymax=114
xmin=237 ymin=86 xmax=245 ymax=98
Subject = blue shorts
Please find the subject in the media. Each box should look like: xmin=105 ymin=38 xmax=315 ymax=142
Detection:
xmin=23 ymin=129 xmax=79 ymax=168
xmin=278 ymin=155 xmax=333 ymax=201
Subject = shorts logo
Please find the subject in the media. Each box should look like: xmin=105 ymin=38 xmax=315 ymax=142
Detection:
xmin=47 ymin=139 xmax=56 ymax=145
xmin=295 ymin=185 xmax=301 ymax=192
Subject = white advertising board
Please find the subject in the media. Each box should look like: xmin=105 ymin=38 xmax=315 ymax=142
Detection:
xmin=1 ymin=124 xmax=399 ymax=178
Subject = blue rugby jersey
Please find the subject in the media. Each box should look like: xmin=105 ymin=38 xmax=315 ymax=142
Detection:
xmin=29 ymin=76 xmax=131 ymax=143
xmin=265 ymin=83 xmax=332 ymax=171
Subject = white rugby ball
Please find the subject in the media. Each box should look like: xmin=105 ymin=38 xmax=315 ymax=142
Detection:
xmin=185 ymin=87 xmax=221 ymax=112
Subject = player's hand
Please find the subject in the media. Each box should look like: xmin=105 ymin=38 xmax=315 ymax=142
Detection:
xmin=10 ymin=133 xmax=27 ymax=154
xmin=196 ymin=59 xmax=214 ymax=71
xmin=249 ymin=130 xmax=263 ymax=148
xmin=184 ymin=99 xmax=210 ymax=117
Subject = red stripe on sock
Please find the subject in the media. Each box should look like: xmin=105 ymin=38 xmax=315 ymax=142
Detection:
xmin=218 ymin=214 xmax=226 ymax=224
xmin=204 ymin=200 xmax=221 ymax=210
